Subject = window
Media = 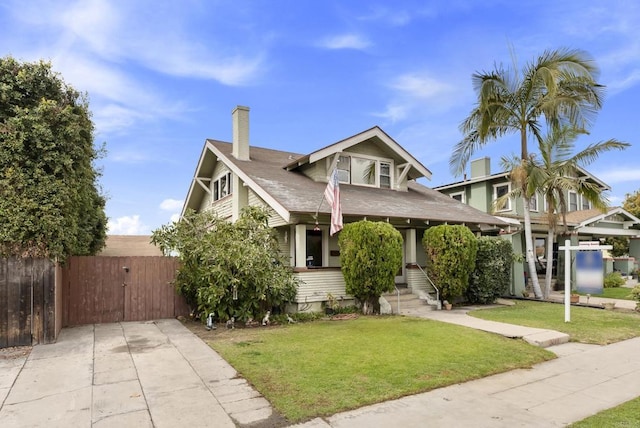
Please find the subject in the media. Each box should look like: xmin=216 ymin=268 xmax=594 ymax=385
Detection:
xmin=212 ymin=172 xmax=232 ymax=202
xmin=380 ymin=162 xmax=391 ymax=189
xmin=529 ymin=194 xmax=538 ymax=212
xmin=333 ymin=154 xmax=393 ymax=188
xmin=493 ymin=183 xmax=511 ymax=211
xmin=569 ymin=191 xmax=578 ymax=212
xmin=450 ymin=191 xmax=465 ymax=203
xmin=581 ymin=196 xmax=591 ymax=210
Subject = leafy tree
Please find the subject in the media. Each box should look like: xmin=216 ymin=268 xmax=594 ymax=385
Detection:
xmin=451 ymin=48 xmax=605 ymax=299
xmin=623 ymin=190 xmax=640 ymax=218
xmin=604 ymin=237 xmax=629 ymax=258
xmin=468 ymin=237 xmax=514 ymax=304
xmin=151 ymin=207 xmax=298 ymax=321
xmin=423 ymin=225 xmax=478 ymax=303
xmin=338 ymin=221 xmax=403 ymax=314
xmin=498 ymin=126 xmax=627 ymax=298
xmin=0 ymin=56 xmax=107 ymax=260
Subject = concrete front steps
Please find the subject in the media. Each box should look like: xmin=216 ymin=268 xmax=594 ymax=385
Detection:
xmin=382 ymin=285 xmax=438 ymax=315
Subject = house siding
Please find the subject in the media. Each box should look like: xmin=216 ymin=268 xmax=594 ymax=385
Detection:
xmin=294 ymin=269 xmax=347 ymax=303
xmin=248 ymin=190 xmax=288 ymax=227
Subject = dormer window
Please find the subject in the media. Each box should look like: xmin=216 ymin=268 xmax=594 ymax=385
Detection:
xmin=335 ymin=154 xmax=393 ymax=188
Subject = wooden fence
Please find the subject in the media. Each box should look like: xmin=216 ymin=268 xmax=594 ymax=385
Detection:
xmin=0 ymin=258 xmax=56 ymax=348
xmin=61 ymin=256 xmax=190 ymax=327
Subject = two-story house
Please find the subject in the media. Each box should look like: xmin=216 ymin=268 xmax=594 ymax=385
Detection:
xmin=435 ymin=157 xmax=640 ymax=293
xmin=181 ymin=106 xmax=506 ymax=311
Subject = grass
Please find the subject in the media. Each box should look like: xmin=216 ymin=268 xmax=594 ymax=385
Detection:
xmin=206 ymin=316 xmax=554 ymax=422
xmin=578 ymin=286 xmax=637 ymax=300
xmin=470 ymin=300 xmax=640 ymax=344
xmin=569 ymin=396 xmax=640 ymax=427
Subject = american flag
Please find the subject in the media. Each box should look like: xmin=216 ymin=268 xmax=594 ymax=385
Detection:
xmin=324 ymin=169 xmax=343 ymax=236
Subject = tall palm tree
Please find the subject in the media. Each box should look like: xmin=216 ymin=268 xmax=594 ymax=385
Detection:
xmin=451 ymin=48 xmax=604 ymax=299
xmin=527 ymin=127 xmax=628 ymax=298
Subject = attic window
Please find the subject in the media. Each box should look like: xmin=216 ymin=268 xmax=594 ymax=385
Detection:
xmin=335 ymin=154 xmax=393 ymax=188
xmin=212 ymin=172 xmax=232 ymax=202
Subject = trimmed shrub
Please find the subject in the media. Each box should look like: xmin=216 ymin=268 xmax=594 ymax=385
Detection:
xmin=339 ymin=221 xmax=403 ymax=314
xmin=604 ymin=271 xmax=625 ymax=288
xmin=422 ymin=225 xmax=478 ymax=302
xmin=468 ymin=237 xmax=514 ymax=304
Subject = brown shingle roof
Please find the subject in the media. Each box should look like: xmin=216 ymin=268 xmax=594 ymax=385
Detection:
xmin=210 ymin=141 xmax=505 ymax=226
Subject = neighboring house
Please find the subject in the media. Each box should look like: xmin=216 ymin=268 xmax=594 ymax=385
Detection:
xmin=435 ymin=157 xmax=640 ymax=292
xmin=181 ymin=106 xmax=506 ymax=311
xmin=98 ymin=235 xmax=163 ymax=257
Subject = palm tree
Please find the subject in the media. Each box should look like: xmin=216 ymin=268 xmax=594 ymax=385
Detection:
xmin=451 ymin=48 xmax=604 ymax=299
xmin=499 ymin=128 xmax=629 ymax=298
xmin=527 ymin=127 xmax=628 ymax=298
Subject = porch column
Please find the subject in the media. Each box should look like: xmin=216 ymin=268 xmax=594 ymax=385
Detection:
xmin=406 ymin=228 xmax=417 ymax=264
xmin=294 ymin=224 xmax=307 ymax=268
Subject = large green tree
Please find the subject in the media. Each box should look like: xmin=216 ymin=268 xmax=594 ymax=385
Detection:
xmin=499 ymin=126 xmax=628 ymax=298
xmin=623 ymin=189 xmax=640 ymax=218
xmin=451 ymin=48 xmax=605 ymax=299
xmin=0 ymin=56 xmax=107 ymax=260
xmin=338 ymin=221 xmax=402 ymax=314
xmin=151 ymin=207 xmax=298 ymax=321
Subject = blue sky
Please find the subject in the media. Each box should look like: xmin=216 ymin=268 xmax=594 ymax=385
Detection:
xmin=1 ymin=1 xmax=638 ymax=234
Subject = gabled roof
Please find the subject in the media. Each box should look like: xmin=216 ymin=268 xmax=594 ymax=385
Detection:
xmin=181 ymin=130 xmax=506 ymax=228
xmin=569 ymin=207 xmax=640 ymax=229
xmin=285 ymin=126 xmax=432 ymax=181
xmin=434 ymin=166 xmax=610 ymax=191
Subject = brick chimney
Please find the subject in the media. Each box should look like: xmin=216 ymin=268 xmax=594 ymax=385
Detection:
xmin=232 ymin=105 xmax=250 ymax=161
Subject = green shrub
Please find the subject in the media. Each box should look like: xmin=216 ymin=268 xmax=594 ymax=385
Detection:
xmin=468 ymin=237 xmax=514 ymax=304
xmin=422 ymin=225 xmax=478 ymax=302
xmin=339 ymin=221 xmax=403 ymax=314
xmin=631 ymin=286 xmax=640 ymax=312
xmin=604 ymin=271 xmax=625 ymax=288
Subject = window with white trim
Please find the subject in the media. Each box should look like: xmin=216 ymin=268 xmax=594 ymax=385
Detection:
xmin=569 ymin=191 xmax=578 ymax=212
xmin=581 ymin=196 xmax=591 ymax=210
xmin=493 ymin=182 xmax=511 ymax=211
xmin=212 ymin=171 xmax=232 ymax=202
xmin=450 ymin=191 xmax=465 ymax=204
xmin=334 ymin=154 xmax=394 ymax=189
xmin=529 ymin=193 xmax=538 ymax=212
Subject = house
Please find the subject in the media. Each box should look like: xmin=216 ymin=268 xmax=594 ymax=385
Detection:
xmin=98 ymin=235 xmax=163 ymax=257
xmin=434 ymin=157 xmax=640 ymax=293
xmin=182 ymin=106 xmax=506 ymax=311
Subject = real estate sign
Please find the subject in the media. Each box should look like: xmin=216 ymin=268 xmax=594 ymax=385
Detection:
xmin=576 ymin=249 xmax=604 ymax=294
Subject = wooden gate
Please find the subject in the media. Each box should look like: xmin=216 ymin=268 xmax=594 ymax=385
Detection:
xmin=0 ymin=258 xmax=56 ymax=348
xmin=61 ymin=256 xmax=189 ymax=327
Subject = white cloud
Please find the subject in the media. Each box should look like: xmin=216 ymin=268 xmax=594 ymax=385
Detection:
xmin=170 ymin=213 xmax=181 ymax=223
xmin=592 ymin=168 xmax=640 ymax=184
xmin=107 ymin=215 xmax=148 ymax=235
xmin=160 ymin=199 xmax=184 ymax=211
xmin=319 ymin=34 xmax=371 ymax=50
xmin=391 ymin=73 xmax=455 ymax=99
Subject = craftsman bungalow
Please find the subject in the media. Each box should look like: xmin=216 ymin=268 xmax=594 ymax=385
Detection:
xmin=435 ymin=157 xmax=640 ymax=293
xmin=182 ymin=106 xmax=506 ymax=311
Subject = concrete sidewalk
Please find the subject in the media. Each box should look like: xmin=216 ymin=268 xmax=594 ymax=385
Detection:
xmin=0 ymin=319 xmax=274 ymax=428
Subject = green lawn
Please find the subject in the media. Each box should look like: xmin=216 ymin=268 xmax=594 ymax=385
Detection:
xmin=206 ymin=316 xmax=554 ymax=422
xmin=569 ymin=396 xmax=640 ymax=427
xmin=578 ymin=286 xmax=637 ymax=300
xmin=470 ymin=300 xmax=640 ymax=344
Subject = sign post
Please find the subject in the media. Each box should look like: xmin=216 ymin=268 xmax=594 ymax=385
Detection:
xmin=558 ymin=239 xmax=612 ymax=322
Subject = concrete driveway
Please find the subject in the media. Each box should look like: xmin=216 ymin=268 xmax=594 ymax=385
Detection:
xmin=0 ymin=319 xmax=275 ymax=428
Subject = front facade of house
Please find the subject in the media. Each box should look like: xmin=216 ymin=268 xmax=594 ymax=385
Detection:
xmin=435 ymin=157 xmax=640 ymax=293
xmin=182 ymin=107 xmax=506 ymax=311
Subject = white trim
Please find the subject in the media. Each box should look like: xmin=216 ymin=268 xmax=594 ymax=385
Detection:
xmin=581 ymin=195 xmax=592 ymax=211
xmin=568 ymin=191 xmax=578 ymax=212
xmin=450 ymin=191 xmax=466 ymax=204
xmin=529 ymin=193 xmax=539 ymax=212
xmin=493 ymin=182 xmax=511 ymax=212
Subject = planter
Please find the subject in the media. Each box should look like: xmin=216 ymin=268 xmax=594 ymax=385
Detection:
xmin=444 ymin=303 xmax=453 ymax=310
xmin=602 ymin=302 xmax=616 ymax=311
xmin=570 ymin=294 xmax=579 ymax=304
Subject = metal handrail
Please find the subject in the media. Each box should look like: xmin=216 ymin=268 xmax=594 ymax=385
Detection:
xmin=414 ymin=264 xmax=440 ymax=304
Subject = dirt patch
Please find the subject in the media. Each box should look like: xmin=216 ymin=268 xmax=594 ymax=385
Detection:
xmin=0 ymin=346 xmax=31 ymax=360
